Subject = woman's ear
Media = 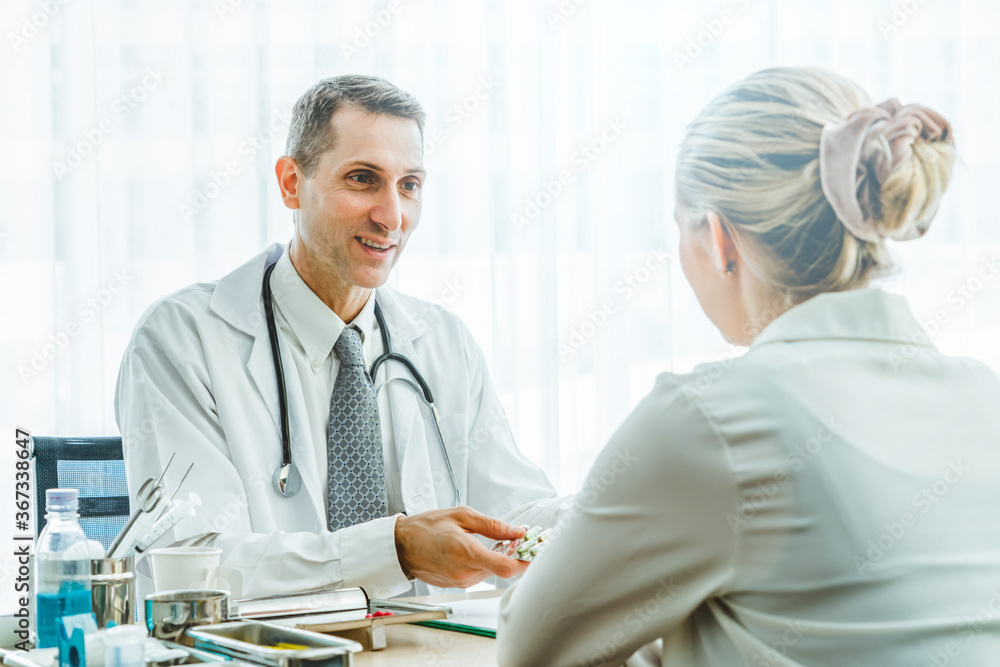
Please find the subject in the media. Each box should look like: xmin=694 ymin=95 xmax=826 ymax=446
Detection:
xmin=705 ymin=210 xmax=739 ymax=276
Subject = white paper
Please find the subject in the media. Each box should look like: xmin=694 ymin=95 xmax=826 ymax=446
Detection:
xmin=446 ymin=597 xmax=503 ymax=631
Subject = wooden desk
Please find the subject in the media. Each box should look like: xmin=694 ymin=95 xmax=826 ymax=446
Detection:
xmin=352 ymin=590 xmax=501 ymax=667
xmin=0 ymin=592 xmax=503 ymax=666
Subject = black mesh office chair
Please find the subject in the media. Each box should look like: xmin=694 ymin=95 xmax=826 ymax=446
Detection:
xmin=31 ymin=436 xmax=131 ymax=551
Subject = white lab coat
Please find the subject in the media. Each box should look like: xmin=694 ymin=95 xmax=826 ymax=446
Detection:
xmin=115 ymin=243 xmax=562 ymax=600
xmin=498 ymin=288 xmax=1000 ymax=666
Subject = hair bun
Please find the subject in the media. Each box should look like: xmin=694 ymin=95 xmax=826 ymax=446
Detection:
xmin=820 ymin=99 xmax=955 ymax=243
xmin=871 ymin=137 xmax=955 ymax=241
xmin=675 ymin=67 xmax=958 ymax=307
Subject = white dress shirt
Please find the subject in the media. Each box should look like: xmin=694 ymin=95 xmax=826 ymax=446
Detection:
xmin=266 ymin=246 xmax=407 ymax=587
xmin=498 ymin=288 xmax=1000 ymax=666
xmin=269 ymin=246 xmax=403 ymax=513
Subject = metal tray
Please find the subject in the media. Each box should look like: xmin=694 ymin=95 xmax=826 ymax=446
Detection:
xmin=186 ymin=621 xmax=362 ymax=667
xmin=266 ymin=598 xmax=451 ymax=651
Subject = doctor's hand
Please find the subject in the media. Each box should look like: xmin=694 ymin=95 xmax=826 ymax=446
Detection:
xmin=394 ymin=506 xmax=530 ymax=588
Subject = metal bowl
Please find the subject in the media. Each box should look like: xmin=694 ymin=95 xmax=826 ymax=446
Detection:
xmin=145 ymin=589 xmax=230 ymax=646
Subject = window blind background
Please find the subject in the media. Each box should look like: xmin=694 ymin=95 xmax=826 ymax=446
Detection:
xmin=2 ymin=0 xmax=998 ymax=614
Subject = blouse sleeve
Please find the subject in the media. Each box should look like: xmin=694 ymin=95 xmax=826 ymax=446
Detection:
xmin=497 ymin=373 xmax=741 ymax=667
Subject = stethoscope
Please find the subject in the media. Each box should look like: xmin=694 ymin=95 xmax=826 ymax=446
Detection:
xmin=262 ymin=257 xmax=461 ymax=507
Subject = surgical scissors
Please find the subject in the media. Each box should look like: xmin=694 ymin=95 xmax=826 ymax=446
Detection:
xmin=106 ymin=479 xmax=164 ymax=558
xmin=105 ymin=454 xmax=174 ymax=558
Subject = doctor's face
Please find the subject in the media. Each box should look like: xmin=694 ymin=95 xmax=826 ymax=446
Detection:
xmin=283 ymin=106 xmax=425 ymax=293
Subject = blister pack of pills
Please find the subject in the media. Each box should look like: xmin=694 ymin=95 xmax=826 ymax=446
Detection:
xmin=492 ymin=526 xmax=553 ymax=562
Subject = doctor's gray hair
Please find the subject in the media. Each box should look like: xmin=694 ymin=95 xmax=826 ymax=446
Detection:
xmin=675 ymin=67 xmax=955 ymax=307
xmin=286 ymin=74 xmax=426 ymax=178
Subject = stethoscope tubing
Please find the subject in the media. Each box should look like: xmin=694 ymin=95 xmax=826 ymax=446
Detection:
xmin=263 ymin=262 xmax=293 ymax=481
xmin=262 ymin=256 xmax=461 ymax=507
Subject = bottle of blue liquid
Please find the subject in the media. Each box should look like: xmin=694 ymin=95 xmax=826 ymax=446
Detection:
xmin=34 ymin=488 xmax=92 ymax=648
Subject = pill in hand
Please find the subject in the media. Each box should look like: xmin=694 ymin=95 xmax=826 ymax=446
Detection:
xmin=492 ymin=526 xmax=553 ymax=562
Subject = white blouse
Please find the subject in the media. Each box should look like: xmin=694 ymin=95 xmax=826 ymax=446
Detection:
xmin=498 ymin=288 xmax=1000 ymax=666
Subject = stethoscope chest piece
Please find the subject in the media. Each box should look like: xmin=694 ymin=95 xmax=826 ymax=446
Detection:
xmin=273 ymin=462 xmax=302 ymax=498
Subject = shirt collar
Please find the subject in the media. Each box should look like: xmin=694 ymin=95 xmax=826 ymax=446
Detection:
xmin=751 ymin=288 xmax=934 ymax=349
xmin=270 ymin=246 xmax=377 ymax=367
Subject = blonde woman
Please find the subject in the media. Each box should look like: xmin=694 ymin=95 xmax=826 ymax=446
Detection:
xmin=497 ymin=68 xmax=1000 ymax=666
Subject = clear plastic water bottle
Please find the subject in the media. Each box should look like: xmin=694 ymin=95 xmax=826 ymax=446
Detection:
xmin=34 ymin=488 xmax=93 ymax=648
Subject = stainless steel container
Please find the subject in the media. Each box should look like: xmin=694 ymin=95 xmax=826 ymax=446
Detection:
xmin=145 ymin=589 xmax=229 ymax=646
xmin=91 ymin=555 xmax=135 ymax=628
xmin=187 ymin=621 xmax=361 ymax=667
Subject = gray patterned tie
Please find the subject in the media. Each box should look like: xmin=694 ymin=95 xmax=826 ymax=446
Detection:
xmin=327 ymin=326 xmax=388 ymax=532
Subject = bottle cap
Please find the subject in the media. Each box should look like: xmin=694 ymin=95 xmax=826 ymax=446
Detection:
xmin=46 ymin=488 xmax=79 ymax=511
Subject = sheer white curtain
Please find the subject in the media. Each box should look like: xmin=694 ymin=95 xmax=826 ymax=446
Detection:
xmin=3 ymin=0 xmax=1000 ymax=599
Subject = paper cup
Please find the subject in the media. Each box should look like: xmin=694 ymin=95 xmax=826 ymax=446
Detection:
xmin=149 ymin=547 xmax=224 ymax=592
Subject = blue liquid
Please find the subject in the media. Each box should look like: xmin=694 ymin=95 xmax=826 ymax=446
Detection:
xmin=35 ymin=588 xmax=92 ymax=648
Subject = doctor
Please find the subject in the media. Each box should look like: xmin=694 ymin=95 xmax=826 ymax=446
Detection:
xmin=115 ymin=75 xmax=561 ymax=599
